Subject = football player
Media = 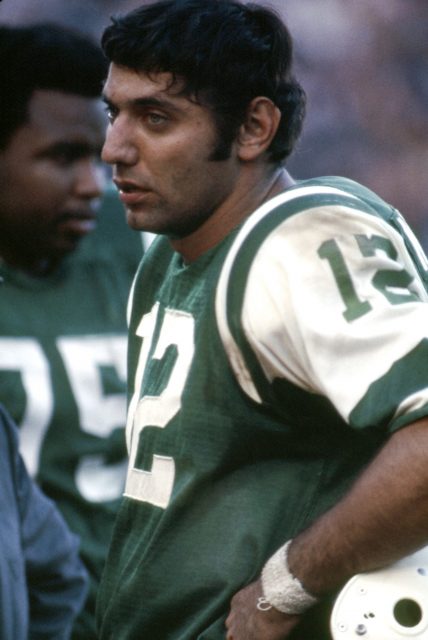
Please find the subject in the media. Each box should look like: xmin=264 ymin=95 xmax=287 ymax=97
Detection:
xmin=0 ymin=24 xmax=142 ymax=639
xmin=97 ymin=1 xmax=428 ymax=638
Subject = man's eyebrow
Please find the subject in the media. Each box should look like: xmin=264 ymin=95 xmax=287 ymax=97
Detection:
xmin=102 ymin=94 xmax=182 ymax=112
xmin=38 ymin=141 xmax=100 ymax=160
xmin=102 ymin=95 xmax=116 ymax=109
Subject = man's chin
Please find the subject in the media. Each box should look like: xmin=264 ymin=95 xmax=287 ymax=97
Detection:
xmin=126 ymin=209 xmax=160 ymax=234
xmin=125 ymin=209 xmax=201 ymax=238
xmin=51 ymin=234 xmax=87 ymax=259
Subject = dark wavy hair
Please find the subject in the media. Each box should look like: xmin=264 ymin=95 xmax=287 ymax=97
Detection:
xmin=102 ymin=0 xmax=306 ymax=164
xmin=0 ymin=23 xmax=108 ymax=149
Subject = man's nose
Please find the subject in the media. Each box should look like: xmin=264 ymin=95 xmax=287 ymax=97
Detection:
xmin=74 ymin=160 xmax=106 ymax=200
xmin=102 ymin=119 xmax=139 ymax=166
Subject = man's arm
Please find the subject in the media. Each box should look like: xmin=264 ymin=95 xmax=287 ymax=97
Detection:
xmin=226 ymin=418 xmax=428 ymax=639
xmin=11 ymin=415 xmax=89 ymax=639
xmin=22 ymin=486 xmax=89 ymax=640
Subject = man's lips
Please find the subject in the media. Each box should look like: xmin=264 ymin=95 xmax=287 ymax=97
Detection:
xmin=114 ymin=179 xmax=152 ymax=206
xmin=56 ymin=211 xmax=97 ymax=237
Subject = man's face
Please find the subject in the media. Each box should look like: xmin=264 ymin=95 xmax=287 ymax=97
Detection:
xmin=102 ymin=64 xmax=242 ymax=238
xmin=0 ymin=89 xmax=106 ymax=273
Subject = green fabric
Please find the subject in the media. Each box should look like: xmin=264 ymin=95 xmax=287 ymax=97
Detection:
xmin=97 ymin=177 xmax=428 ymax=639
xmin=0 ymin=187 xmax=142 ymax=639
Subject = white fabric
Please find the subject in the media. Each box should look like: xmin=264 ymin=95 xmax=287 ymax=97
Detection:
xmin=216 ymin=190 xmax=428 ymax=424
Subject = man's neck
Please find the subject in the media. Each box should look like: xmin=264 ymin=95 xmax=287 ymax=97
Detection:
xmin=0 ymin=252 xmax=60 ymax=278
xmin=171 ymin=167 xmax=295 ymax=264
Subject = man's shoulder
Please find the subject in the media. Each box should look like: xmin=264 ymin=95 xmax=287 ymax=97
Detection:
xmin=292 ymin=176 xmax=394 ymax=219
xmin=224 ymin=175 xmax=395 ymax=264
xmin=0 ymin=404 xmax=18 ymax=458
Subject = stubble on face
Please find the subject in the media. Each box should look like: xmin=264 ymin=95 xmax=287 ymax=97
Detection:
xmin=103 ymin=67 xmax=242 ymax=242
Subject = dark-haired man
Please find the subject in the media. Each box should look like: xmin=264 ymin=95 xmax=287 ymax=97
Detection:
xmin=0 ymin=23 xmax=142 ymax=639
xmin=97 ymin=1 xmax=428 ymax=638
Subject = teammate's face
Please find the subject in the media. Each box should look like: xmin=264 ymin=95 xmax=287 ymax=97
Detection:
xmin=0 ymin=90 xmax=106 ymax=273
xmin=102 ymin=65 xmax=242 ymax=239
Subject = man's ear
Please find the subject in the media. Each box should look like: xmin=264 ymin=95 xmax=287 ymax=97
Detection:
xmin=236 ymin=96 xmax=281 ymax=161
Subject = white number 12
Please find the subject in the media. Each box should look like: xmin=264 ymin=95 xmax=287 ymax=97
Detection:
xmin=125 ymin=303 xmax=195 ymax=508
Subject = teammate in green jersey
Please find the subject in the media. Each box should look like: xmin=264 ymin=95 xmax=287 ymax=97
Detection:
xmin=97 ymin=1 xmax=428 ymax=638
xmin=0 ymin=24 xmax=142 ymax=639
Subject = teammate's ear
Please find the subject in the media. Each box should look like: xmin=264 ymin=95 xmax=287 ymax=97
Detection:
xmin=236 ymin=97 xmax=281 ymax=162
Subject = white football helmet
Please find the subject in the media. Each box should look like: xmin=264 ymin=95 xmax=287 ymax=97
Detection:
xmin=331 ymin=546 xmax=428 ymax=639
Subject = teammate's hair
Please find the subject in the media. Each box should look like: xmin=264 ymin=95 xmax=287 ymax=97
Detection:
xmin=101 ymin=0 xmax=306 ymax=164
xmin=0 ymin=23 xmax=108 ymax=149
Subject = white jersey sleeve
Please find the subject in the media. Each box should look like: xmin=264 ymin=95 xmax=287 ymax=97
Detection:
xmin=216 ymin=184 xmax=428 ymax=430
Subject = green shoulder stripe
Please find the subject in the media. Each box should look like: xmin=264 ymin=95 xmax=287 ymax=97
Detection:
xmin=222 ymin=185 xmax=378 ymax=404
xmin=350 ymin=339 xmax=428 ymax=432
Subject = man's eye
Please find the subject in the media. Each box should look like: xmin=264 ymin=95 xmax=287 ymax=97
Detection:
xmin=50 ymin=148 xmax=79 ymax=165
xmin=105 ymin=106 xmax=117 ymax=123
xmin=55 ymin=151 xmax=74 ymax=164
xmin=147 ymin=112 xmax=167 ymax=125
xmin=45 ymin=143 xmax=91 ymax=166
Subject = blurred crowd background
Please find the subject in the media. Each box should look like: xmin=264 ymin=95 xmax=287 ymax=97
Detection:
xmin=2 ymin=0 xmax=427 ymax=247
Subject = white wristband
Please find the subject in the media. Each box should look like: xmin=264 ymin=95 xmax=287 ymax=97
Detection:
xmin=261 ymin=540 xmax=318 ymax=615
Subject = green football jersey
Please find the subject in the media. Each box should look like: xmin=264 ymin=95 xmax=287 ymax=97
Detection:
xmin=0 ymin=187 xmax=143 ymax=640
xmin=97 ymin=178 xmax=428 ymax=640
